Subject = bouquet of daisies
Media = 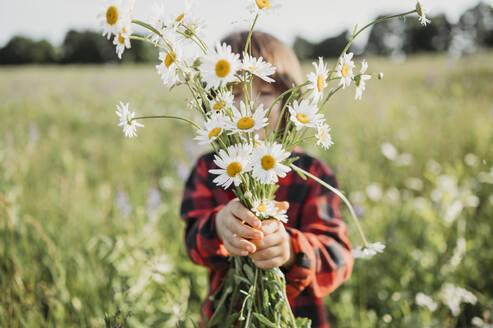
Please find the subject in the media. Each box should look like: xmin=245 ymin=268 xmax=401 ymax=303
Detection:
xmin=98 ymin=1 xmax=430 ymax=327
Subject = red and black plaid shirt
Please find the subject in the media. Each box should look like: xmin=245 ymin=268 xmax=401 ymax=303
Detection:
xmin=180 ymin=149 xmax=354 ymax=328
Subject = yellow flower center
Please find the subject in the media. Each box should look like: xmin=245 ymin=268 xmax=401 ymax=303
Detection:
xmin=213 ymin=100 xmax=226 ymax=110
xmin=249 ymin=66 xmax=257 ymax=71
xmin=257 ymin=203 xmax=266 ymax=213
xmin=341 ymin=63 xmax=350 ymax=78
xmin=318 ymin=130 xmax=326 ymax=141
xmin=208 ymin=127 xmax=222 ymax=139
xmin=176 ymin=13 xmax=185 ymax=22
xmin=106 ymin=6 xmax=119 ymax=26
xmin=226 ymin=162 xmax=242 ymax=177
xmin=165 ymin=51 xmax=176 ymax=68
xmin=215 ymin=59 xmax=231 ymax=78
xmin=261 ymin=155 xmax=275 ymax=170
xmin=256 ymin=0 xmax=271 ymax=9
xmin=118 ymin=33 xmax=125 ymax=45
xmin=296 ymin=113 xmax=310 ymax=124
xmin=317 ymin=74 xmax=325 ymax=92
xmin=237 ymin=117 xmax=255 ymax=130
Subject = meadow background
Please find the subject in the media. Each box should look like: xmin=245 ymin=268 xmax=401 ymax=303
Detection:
xmin=1 ymin=49 xmax=493 ymax=328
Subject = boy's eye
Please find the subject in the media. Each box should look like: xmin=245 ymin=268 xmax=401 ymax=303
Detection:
xmin=260 ymin=90 xmax=273 ymax=96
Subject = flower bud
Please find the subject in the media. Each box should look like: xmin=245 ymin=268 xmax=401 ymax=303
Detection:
xmin=378 ymin=72 xmax=384 ymax=80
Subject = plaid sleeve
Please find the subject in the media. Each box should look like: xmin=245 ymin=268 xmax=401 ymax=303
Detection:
xmin=180 ymin=155 xmax=231 ymax=270
xmin=282 ymin=159 xmax=354 ymax=298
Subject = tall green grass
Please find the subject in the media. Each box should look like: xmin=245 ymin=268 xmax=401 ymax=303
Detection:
xmin=1 ymin=52 xmax=492 ymax=327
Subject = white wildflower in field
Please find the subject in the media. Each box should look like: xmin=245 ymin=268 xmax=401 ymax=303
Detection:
xmin=251 ymin=198 xmax=276 ymax=219
xmin=354 ymin=60 xmax=372 ymax=100
xmin=366 ymin=183 xmax=383 ymax=201
xmin=115 ymin=102 xmax=144 ymax=138
xmin=228 ymin=101 xmax=268 ymax=134
xmin=242 ymin=54 xmax=276 ymax=83
xmin=200 ymin=42 xmax=241 ymax=89
xmin=306 ymin=57 xmax=329 ymax=102
xmin=315 ymin=122 xmax=333 ymax=149
xmin=416 ymin=1 xmax=431 ymax=26
xmin=249 ymin=143 xmax=291 ymax=184
xmin=440 ymin=283 xmax=477 ymax=317
xmin=210 ymin=90 xmax=235 ymax=112
xmin=415 ymin=292 xmax=438 ymax=312
xmin=247 ymin=0 xmax=282 ymax=15
xmin=98 ymin=0 xmax=133 ymax=39
xmin=209 ymin=144 xmax=251 ymax=188
xmin=194 ymin=113 xmax=226 ymax=145
xmin=113 ymin=23 xmax=132 ymax=59
xmin=336 ymin=52 xmax=355 ymax=88
xmin=380 ymin=142 xmax=398 ymax=160
xmin=352 ymin=242 xmax=386 ymax=259
xmin=288 ymin=99 xmax=323 ymax=131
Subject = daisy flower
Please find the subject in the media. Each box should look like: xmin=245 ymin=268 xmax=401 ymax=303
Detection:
xmin=200 ymin=42 xmax=241 ymax=90
xmin=288 ymin=99 xmax=324 ymax=131
xmin=115 ymin=102 xmax=144 ymax=138
xmin=209 ymin=144 xmax=251 ymax=189
xmin=156 ymin=41 xmax=183 ymax=88
xmin=194 ymin=113 xmax=226 ymax=145
xmin=416 ymin=1 xmax=431 ymax=26
xmin=335 ymin=52 xmax=355 ymax=88
xmin=354 ymin=60 xmax=372 ymax=100
xmin=228 ymin=101 xmax=268 ymax=134
xmin=148 ymin=2 xmax=167 ymax=43
xmin=113 ymin=22 xmax=132 ymax=59
xmin=251 ymin=198 xmax=276 ymax=219
xmin=98 ymin=0 xmax=133 ymax=40
xmin=352 ymin=242 xmax=385 ymax=259
xmin=210 ymin=90 xmax=235 ymax=112
xmin=247 ymin=0 xmax=282 ymax=15
xmin=242 ymin=54 xmax=276 ymax=83
xmin=248 ymin=142 xmax=291 ymax=184
xmin=315 ymin=122 xmax=334 ymax=149
xmin=271 ymin=201 xmax=289 ymax=223
xmin=306 ymin=57 xmax=329 ymax=102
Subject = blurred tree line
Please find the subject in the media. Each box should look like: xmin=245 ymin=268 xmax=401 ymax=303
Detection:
xmin=1 ymin=2 xmax=492 ymax=65
xmin=0 ymin=30 xmax=158 ymax=65
xmin=294 ymin=2 xmax=493 ymax=59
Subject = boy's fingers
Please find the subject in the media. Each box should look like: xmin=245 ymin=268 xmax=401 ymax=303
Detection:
xmin=260 ymin=219 xmax=280 ymax=235
xmin=230 ymin=219 xmax=264 ymax=240
xmin=231 ymin=201 xmax=261 ymax=228
xmin=251 ymin=230 xmax=283 ymax=249
xmin=250 ymin=245 xmax=282 ymax=261
xmin=224 ymin=239 xmax=249 ymax=256
xmin=274 ymin=201 xmax=289 ymax=212
xmin=227 ymin=232 xmax=257 ymax=253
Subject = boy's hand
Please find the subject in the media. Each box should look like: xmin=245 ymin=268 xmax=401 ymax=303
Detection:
xmin=249 ymin=206 xmax=295 ymax=270
xmin=215 ymin=199 xmax=264 ymax=257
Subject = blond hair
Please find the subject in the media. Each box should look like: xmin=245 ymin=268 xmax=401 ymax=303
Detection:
xmin=220 ymin=31 xmax=303 ymax=95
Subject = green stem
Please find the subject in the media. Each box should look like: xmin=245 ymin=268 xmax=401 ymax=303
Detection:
xmin=244 ymin=14 xmax=259 ymax=56
xmin=339 ymin=10 xmax=416 ymax=60
xmin=322 ymin=85 xmax=343 ymax=106
xmin=133 ymin=115 xmax=200 ymax=129
xmin=290 ymin=164 xmax=369 ymax=246
xmin=129 ymin=35 xmax=164 ymax=49
xmin=132 ymin=19 xmax=164 ymax=39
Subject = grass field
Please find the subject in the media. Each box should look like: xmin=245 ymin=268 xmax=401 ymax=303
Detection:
xmin=1 ymin=52 xmax=493 ymax=327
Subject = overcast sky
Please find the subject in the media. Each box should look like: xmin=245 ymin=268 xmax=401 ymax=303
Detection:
xmin=1 ymin=0 xmax=491 ymax=47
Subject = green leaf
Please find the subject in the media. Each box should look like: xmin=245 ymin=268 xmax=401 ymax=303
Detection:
xmin=243 ymin=264 xmax=255 ymax=282
xmin=253 ymin=313 xmax=277 ymax=328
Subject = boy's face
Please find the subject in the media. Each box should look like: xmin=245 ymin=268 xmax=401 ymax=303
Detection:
xmin=232 ymin=77 xmax=282 ymax=140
